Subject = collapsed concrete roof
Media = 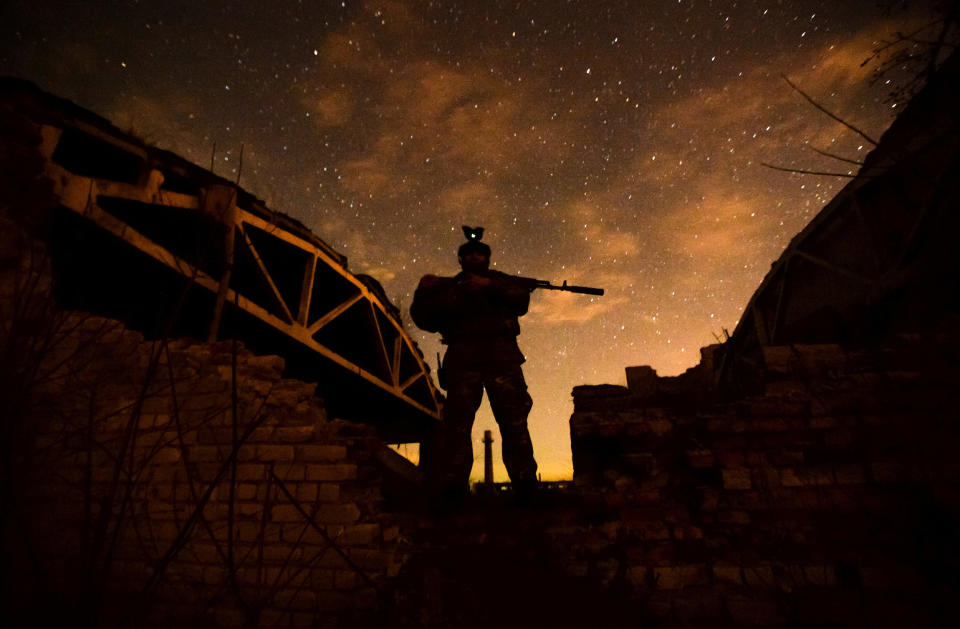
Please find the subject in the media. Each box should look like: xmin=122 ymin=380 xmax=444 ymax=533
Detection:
xmin=715 ymin=52 xmax=960 ymax=391
xmin=0 ymin=76 xmax=442 ymax=442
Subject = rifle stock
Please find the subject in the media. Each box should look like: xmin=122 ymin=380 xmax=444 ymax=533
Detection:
xmin=517 ymin=276 xmax=604 ymax=296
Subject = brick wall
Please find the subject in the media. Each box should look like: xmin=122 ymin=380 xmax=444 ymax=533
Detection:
xmin=566 ymin=341 xmax=960 ymax=627
xmin=0 ymin=123 xmax=415 ymax=627
xmin=3 ymin=288 xmax=408 ymax=627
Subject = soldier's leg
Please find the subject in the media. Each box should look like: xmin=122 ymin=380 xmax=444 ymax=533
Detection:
xmin=435 ymin=369 xmax=485 ymax=495
xmin=485 ymin=365 xmax=537 ymax=484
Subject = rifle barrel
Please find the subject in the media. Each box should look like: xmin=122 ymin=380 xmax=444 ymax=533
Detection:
xmin=523 ymin=277 xmax=604 ymax=296
xmin=540 ymin=283 xmax=604 ymax=296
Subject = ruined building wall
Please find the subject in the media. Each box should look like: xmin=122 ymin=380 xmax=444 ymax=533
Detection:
xmin=560 ymin=50 xmax=960 ymax=629
xmin=1 ymin=214 xmax=409 ymax=628
xmin=565 ymin=342 xmax=960 ymax=627
xmin=0 ymin=93 xmax=431 ymax=629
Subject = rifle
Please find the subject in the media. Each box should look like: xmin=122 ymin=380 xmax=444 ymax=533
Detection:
xmin=516 ymin=276 xmax=604 ymax=296
xmin=456 ymin=226 xmax=604 ymax=296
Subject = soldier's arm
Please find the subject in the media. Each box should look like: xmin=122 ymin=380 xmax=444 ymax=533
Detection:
xmin=489 ymin=272 xmax=530 ymax=316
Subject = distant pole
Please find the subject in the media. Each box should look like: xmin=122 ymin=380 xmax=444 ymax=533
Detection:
xmin=483 ymin=430 xmax=493 ymax=487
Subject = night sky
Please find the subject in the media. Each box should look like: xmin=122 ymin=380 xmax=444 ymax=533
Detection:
xmin=1 ymin=1 xmax=937 ymax=479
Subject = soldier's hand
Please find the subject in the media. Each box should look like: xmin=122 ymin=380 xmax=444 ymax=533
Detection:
xmin=463 ymin=274 xmax=492 ymax=290
xmin=419 ymin=274 xmax=442 ymax=288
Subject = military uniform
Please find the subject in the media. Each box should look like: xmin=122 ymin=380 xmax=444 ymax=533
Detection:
xmin=411 ymin=269 xmax=538 ymax=496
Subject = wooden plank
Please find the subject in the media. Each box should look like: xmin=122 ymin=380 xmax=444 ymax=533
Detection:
xmin=849 ymin=194 xmax=889 ymax=271
xmin=769 ymin=258 xmax=790 ymax=343
xmin=239 ymin=208 xmax=340 ymax=268
xmin=368 ymin=301 xmax=393 ymax=383
xmin=233 ymin=298 xmax=440 ymax=417
xmin=241 ymin=201 xmax=345 ymax=265
xmin=239 ymin=225 xmax=295 ymax=323
xmin=297 ymin=255 xmax=317 ymax=326
xmin=48 ymin=163 xmax=440 ymax=419
xmin=56 ymin=187 xmax=221 ymax=294
xmin=95 ymin=179 xmax=201 ymax=209
xmin=239 ymin=207 xmax=405 ymax=328
xmin=399 ymin=372 xmax=424 ymax=392
xmin=751 ymin=303 xmax=770 ymax=346
xmin=307 ymin=293 xmax=364 ymax=335
xmin=392 ymin=336 xmax=403 ymax=387
xmin=793 ymin=250 xmax=877 ymax=285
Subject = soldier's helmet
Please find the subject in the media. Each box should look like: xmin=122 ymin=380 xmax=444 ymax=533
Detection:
xmin=457 ymin=225 xmax=491 ymax=257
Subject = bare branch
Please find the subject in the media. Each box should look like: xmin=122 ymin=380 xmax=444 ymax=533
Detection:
xmin=761 ymin=162 xmax=856 ymax=178
xmin=807 ymin=145 xmax=865 ymax=166
xmin=928 ymin=0 xmax=960 ymax=80
xmin=270 ymin=472 xmax=380 ymax=590
xmin=235 ymin=143 xmax=245 ymax=186
xmin=899 ymin=37 xmax=956 ymax=47
xmin=781 ymin=75 xmax=878 ymax=146
xmin=862 ymin=18 xmax=945 ymax=63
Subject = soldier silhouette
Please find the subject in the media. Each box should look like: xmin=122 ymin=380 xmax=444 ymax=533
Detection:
xmin=411 ymin=226 xmax=538 ymax=505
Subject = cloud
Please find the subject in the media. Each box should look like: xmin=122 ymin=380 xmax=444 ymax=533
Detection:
xmin=299 ymin=21 xmax=590 ymax=206
xmin=519 ymin=19 xmax=916 ymax=342
xmin=408 ymin=62 xmax=489 ymax=123
xmin=106 ymin=93 xmax=206 ymax=160
xmin=282 ymin=3 xmax=931 ymax=350
xmin=644 ymin=18 xmax=911 ymax=162
xmin=529 ymin=290 xmax=628 ymax=324
xmin=527 ymin=267 xmax=632 ymax=324
xmin=313 ymin=214 xmax=379 ymax=263
xmin=316 ymin=31 xmax=385 ymax=75
xmin=306 ymin=88 xmax=354 ymax=127
xmin=594 ymin=17 xmax=917 ymax=261
xmin=356 ymin=266 xmax=397 ymax=283
xmin=436 ymin=180 xmax=499 ymax=215
xmin=566 ymin=199 xmax=643 ymax=260
xmin=339 ymin=153 xmax=394 ymax=197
